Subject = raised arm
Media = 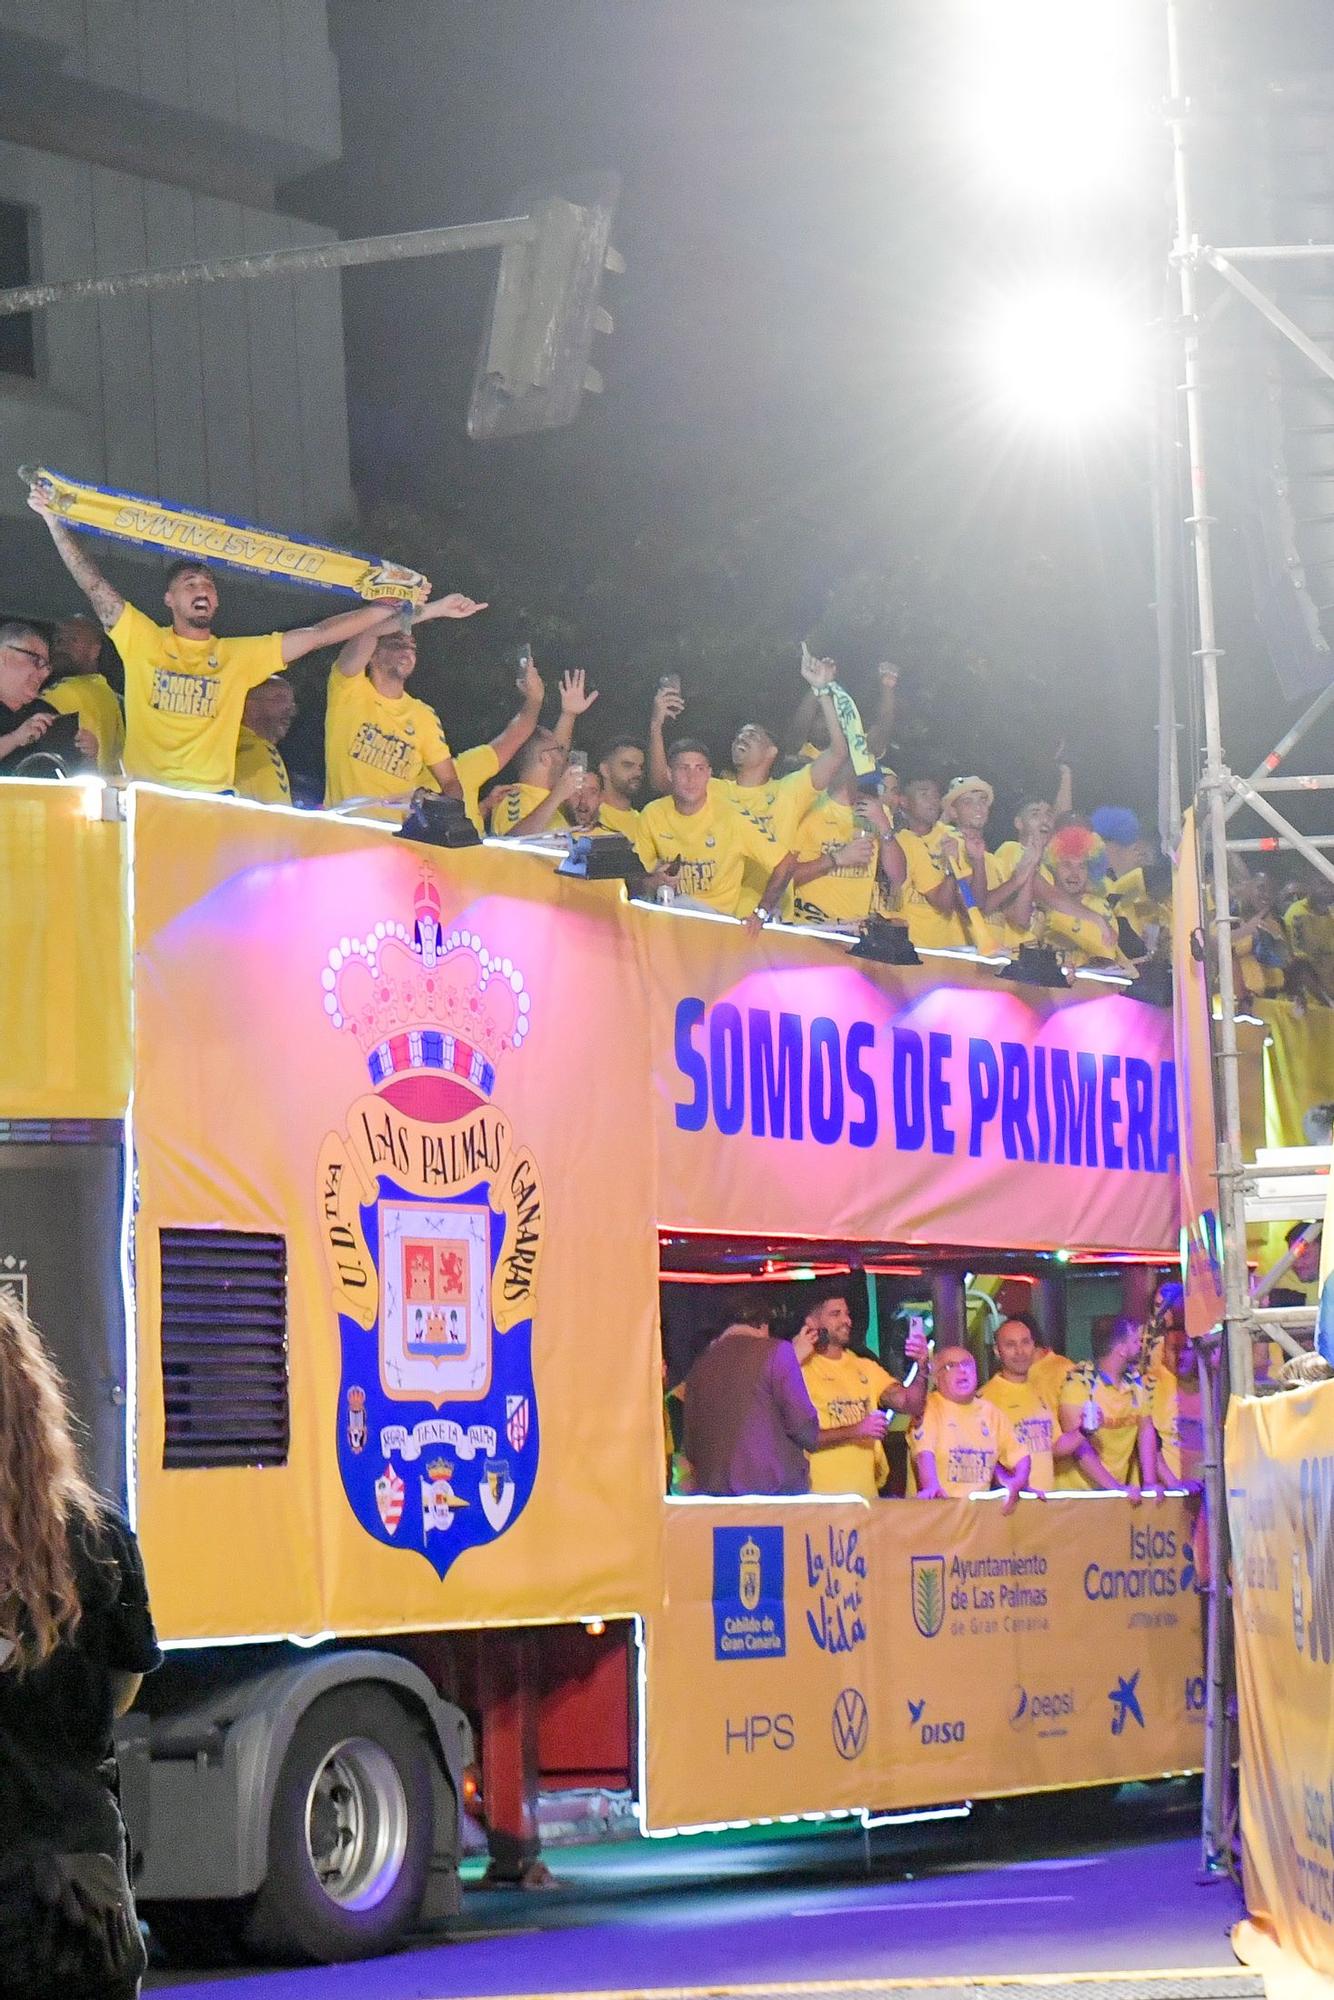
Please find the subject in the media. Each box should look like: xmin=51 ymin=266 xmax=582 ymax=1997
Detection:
xmin=489 ymin=656 xmax=545 ymax=770
xmin=866 ymin=663 xmax=899 ymax=761
xmin=314 ymin=590 xmax=488 ymax=675
xmin=30 ymin=492 xmax=125 ymax=630
xmin=883 ymin=1326 xmax=930 ymax=1421
xmin=284 ymin=601 xmax=411 ymax=667
xmin=1053 ymin=745 xmax=1073 ymax=819
xmin=553 ymin=669 xmax=598 ymax=751
xmin=509 ymin=762 xmax=581 ymax=837
xmin=648 ymin=684 xmax=684 ymax=793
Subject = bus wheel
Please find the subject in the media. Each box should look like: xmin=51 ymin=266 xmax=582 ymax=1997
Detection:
xmin=243 ymin=1686 xmax=436 ymax=1963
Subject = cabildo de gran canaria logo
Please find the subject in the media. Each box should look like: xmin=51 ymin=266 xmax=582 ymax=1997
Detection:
xmin=317 ymin=874 xmax=543 ymax=1580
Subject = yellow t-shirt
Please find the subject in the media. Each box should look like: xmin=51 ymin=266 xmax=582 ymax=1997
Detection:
xmin=639 ymin=793 xmax=780 ymax=916
xmin=596 ymin=800 xmax=653 ymax=868
xmin=323 ymin=666 xmax=451 ymax=808
xmin=1057 ymin=1363 xmax=1150 ymax=1489
xmin=909 ymin=1392 xmax=1023 ymax=1496
xmin=453 ymin=743 xmax=500 ymax=834
xmin=898 ymin=824 xmax=1005 ymax=952
xmin=713 ymin=765 xmax=818 ymax=915
xmin=233 ymin=725 xmax=291 ymax=805
xmin=1107 ymin=866 xmax=1170 ymax=948
xmin=491 ymin=780 xmax=568 ymax=836
xmin=1149 ymin=1368 xmax=1205 ymax=1483
xmin=802 ymin=1349 xmax=900 ymax=1499
xmin=43 ymin=673 xmax=125 ymax=776
xmin=1044 ymin=891 xmax=1118 ymax=968
xmin=110 ymin=601 xmax=283 ymax=791
xmin=980 ymin=1373 xmax=1057 ymax=1490
xmin=990 ymin=839 xmax=1051 ymax=951
xmin=1029 ymin=1347 xmax=1077 ymax=1408
xmin=791 ymin=796 xmax=880 ymax=925
xmin=1286 ymin=897 xmax=1334 ymax=993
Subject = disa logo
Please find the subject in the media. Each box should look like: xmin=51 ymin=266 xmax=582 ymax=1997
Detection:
xmin=907 ymin=1696 xmax=965 ymax=1746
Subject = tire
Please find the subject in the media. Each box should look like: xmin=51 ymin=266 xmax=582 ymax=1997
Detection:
xmin=241 ymin=1685 xmax=436 ymax=1964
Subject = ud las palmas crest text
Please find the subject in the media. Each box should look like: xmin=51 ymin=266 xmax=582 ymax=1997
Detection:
xmin=318 ymin=874 xmax=544 ymax=1579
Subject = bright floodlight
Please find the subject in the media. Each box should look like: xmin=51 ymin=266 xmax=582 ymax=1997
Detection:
xmin=955 ymin=0 xmax=1142 ymax=200
xmin=981 ymin=286 xmax=1142 ymax=430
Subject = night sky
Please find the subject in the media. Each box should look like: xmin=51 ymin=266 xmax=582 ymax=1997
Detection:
xmin=286 ymin=0 xmax=1334 ymax=841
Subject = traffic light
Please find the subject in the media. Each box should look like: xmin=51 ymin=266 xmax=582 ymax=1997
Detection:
xmin=468 ymin=173 xmax=622 ymax=440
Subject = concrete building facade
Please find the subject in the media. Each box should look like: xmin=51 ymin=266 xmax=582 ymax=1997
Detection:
xmin=0 ymin=0 xmax=354 ymax=608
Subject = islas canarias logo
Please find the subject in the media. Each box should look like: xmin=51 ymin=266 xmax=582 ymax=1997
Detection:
xmin=317 ymin=873 xmax=544 ymax=1580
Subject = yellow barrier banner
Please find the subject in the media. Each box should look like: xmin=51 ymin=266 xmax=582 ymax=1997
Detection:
xmin=643 ymin=1500 xmax=879 ymax=1829
xmin=130 ymin=793 xmax=663 ymax=1640
xmin=0 ymin=780 xmax=129 ymax=1119
xmin=643 ymin=1494 xmax=1205 ymax=1830
xmin=1228 ymin=1384 xmax=1334 ymax=1983
xmin=872 ymin=1493 xmax=1205 ymax=1808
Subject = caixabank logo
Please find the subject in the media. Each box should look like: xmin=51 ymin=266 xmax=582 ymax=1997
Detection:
xmin=317 ymin=875 xmax=543 ymax=1580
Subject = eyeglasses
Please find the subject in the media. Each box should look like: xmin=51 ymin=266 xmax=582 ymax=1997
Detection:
xmin=2 ymin=644 xmax=48 ymax=669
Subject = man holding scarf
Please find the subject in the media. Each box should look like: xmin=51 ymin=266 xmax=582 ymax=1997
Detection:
xmin=30 ymin=488 xmax=432 ymax=795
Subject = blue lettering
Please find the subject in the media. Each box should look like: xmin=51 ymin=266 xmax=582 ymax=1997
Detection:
xmin=1052 ymin=1047 xmax=1098 ymax=1166
xmin=1124 ymin=1056 xmax=1154 ymax=1170
xmin=808 ymin=1017 xmax=844 ymax=1145
xmin=674 ymin=998 xmax=708 ymax=1131
xmin=846 ymin=1021 xmax=878 ymax=1149
xmin=1157 ymin=1060 xmax=1180 ymax=1174
xmin=709 ymin=1003 xmax=745 ymax=1136
xmin=893 ymin=1027 xmax=925 ymax=1152
xmin=929 ymin=1032 xmax=955 ymax=1155
xmin=748 ymin=1008 xmax=803 ymax=1140
xmin=1001 ymin=1040 xmax=1035 ymax=1162
xmin=967 ymin=1037 xmax=999 ymax=1157
xmin=1033 ymin=1044 xmax=1051 ymax=1162
xmin=1100 ymin=1054 xmax=1125 ymax=1169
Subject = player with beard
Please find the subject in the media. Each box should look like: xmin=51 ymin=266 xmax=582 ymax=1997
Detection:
xmin=31 ymin=486 xmax=437 ymax=794
xmin=323 ymin=593 xmax=488 ymax=813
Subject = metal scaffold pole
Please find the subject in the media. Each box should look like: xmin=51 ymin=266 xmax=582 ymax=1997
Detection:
xmin=1164 ymin=0 xmax=1253 ymax=1878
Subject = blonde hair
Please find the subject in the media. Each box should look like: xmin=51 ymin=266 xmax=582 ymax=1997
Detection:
xmin=0 ymin=1293 xmax=102 ymax=1672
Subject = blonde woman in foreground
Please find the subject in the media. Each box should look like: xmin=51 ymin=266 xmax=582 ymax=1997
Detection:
xmin=0 ymin=1294 xmax=159 ymax=1999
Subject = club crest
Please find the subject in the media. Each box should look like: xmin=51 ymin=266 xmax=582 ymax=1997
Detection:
xmin=318 ymin=874 xmax=544 ymax=1580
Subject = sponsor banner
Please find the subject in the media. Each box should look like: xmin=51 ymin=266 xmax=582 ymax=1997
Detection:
xmin=644 ymin=911 xmax=1179 ymax=1255
xmin=130 ymin=793 xmax=662 ymax=1639
xmin=644 ymin=1494 xmax=1204 ymax=1831
xmin=1171 ymin=809 xmax=1226 ymax=1337
xmin=0 ymin=780 xmax=129 ymax=1119
xmin=1228 ymin=1384 xmax=1334 ymax=1982
xmin=645 ymin=1501 xmax=877 ymax=1829
xmin=875 ymin=1493 xmax=1205 ymax=1808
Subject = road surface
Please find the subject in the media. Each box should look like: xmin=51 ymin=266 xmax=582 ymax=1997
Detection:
xmin=147 ymin=1781 xmax=1249 ymax=1999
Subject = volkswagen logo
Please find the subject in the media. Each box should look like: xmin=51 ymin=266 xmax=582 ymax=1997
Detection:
xmin=831 ymin=1686 xmax=869 ymax=1760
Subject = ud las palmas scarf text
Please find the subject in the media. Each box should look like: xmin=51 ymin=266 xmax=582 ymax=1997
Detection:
xmin=24 ymin=466 xmax=430 ymax=605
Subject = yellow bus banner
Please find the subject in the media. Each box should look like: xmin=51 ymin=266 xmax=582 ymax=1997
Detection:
xmin=1229 ymin=1384 xmax=1334 ymax=1983
xmin=130 ymin=792 xmax=664 ymax=1640
xmin=643 ymin=1494 xmax=1205 ymax=1830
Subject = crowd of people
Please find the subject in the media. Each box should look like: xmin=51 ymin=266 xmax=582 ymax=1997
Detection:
xmin=673 ymin=1281 xmax=1206 ymax=1513
xmin=3 ymin=489 xmax=1334 ymax=992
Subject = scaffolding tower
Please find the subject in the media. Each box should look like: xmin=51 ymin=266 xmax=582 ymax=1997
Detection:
xmin=1163 ymin=0 xmax=1334 ymax=1876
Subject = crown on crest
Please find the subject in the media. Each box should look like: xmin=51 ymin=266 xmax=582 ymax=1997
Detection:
xmin=322 ymin=871 xmax=530 ymax=1095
